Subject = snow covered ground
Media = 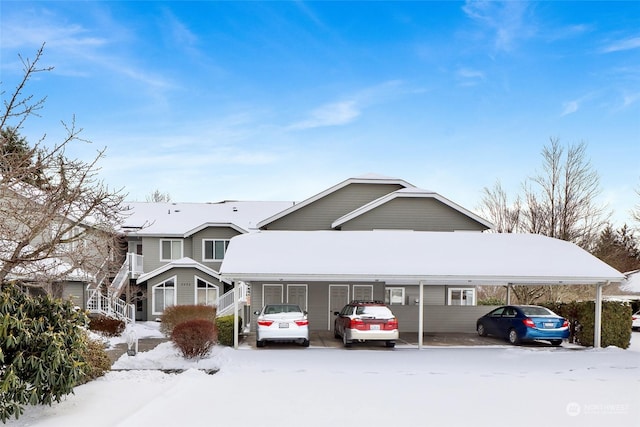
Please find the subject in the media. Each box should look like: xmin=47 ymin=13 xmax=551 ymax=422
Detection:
xmin=8 ymin=322 xmax=640 ymax=427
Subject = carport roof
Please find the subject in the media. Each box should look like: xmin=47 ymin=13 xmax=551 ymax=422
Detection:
xmin=220 ymin=230 xmax=624 ymax=285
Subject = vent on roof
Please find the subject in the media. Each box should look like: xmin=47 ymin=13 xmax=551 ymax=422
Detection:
xmin=232 ymin=207 xmax=238 ymax=212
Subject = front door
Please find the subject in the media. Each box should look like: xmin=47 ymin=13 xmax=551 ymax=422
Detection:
xmin=262 ymin=284 xmax=283 ymax=306
xmin=287 ymin=285 xmax=307 ymax=311
xmin=328 ymin=285 xmax=349 ymax=330
xmin=353 ymin=285 xmax=373 ymax=301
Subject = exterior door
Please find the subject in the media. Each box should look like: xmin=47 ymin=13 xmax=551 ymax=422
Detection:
xmin=262 ymin=284 xmax=283 ymax=306
xmin=328 ymin=285 xmax=350 ymax=330
xmin=287 ymin=285 xmax=307 ymax=311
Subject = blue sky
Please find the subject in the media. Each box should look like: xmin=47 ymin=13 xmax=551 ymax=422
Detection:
xmin=1 ymin=1 xmax=639 ymax=226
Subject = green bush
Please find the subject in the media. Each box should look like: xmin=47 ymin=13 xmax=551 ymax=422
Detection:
xmin=215 ymin=315 xmax=243 ymax=347
xmin=159 ymin=305 xmax=217 ymax=337
xmin=171 ymin=319 xmax=217 ymax=359
xmin=88 ymin=315 xmax=125 ymax=337
xmin=478 ymin=297 xmax=505 ymax=306
xmin=542 ymin=300 xmax=631 ymax=349
xmin=0 ymin=283 xmax=89 ymax=422
xmin=77 ymin=336 xmax=112 ymax=384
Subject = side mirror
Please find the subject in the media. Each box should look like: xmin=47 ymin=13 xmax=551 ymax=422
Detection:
xmin=253 ymin=311 xmax=260 ymax=315
xmin=333 ymin=311 xmax=340 ymax=316
xmin=303 ymin=310 xmax=308 ymax=315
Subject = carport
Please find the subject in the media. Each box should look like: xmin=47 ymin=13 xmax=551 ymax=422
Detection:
xmin=220 ymin=230 xmax=624 ymax=349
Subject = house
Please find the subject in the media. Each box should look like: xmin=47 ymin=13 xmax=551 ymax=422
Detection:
xmin=114 ymin=200 xmax=293 ymax=321
xmin=218 ymin=174 xmax=623 ymax=345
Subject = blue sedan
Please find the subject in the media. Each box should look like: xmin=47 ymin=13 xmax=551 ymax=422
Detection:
xmin=476 ymin=305 xmax=570 ymax=346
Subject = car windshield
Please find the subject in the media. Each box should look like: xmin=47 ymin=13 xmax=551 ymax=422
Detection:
xmin=521 ymin=306 xmax=555 ymax=316
xmin=263 ymin=304 xmax=302 ymax=315
xmin=355 ymin=305 xmax=393 ymax=317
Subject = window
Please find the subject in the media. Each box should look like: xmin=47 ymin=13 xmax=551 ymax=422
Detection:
xmin=195 ymin=277 xmax=219 ymax=306
xmin=203 ymin=239 xmax=230 ymax=261
xmin=385 ymin=287 xmax=405 ymax=305
xmin=152 ymin=277 xmax=176 ymax=314
xmin=160 ymin=240 xmax=182 ymax=261
xmin=448 ymin=288 xmax=476 ymax=306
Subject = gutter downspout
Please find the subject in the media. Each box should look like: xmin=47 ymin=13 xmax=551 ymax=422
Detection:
xmin=594 ymin=281 xmax=606 ymax=349
xmin=418 ymin=281 xmax=424 ymax=350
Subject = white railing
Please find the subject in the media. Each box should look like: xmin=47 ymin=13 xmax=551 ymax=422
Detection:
xmin=216 ymin=282 xmax=247 ymax=317
xmin=86 ymin=291 xmax=135 ymax=323
xmin=110 ymin=258 xmax=130 ymax=296
xmin=129 ymin=253 xmax=144 ymax=276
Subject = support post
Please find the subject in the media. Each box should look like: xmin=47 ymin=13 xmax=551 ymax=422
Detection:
xmin=506 ymin=284 xmax=511 ymax=305
xmin=418 ymin=281 xmax=424 ymax=350
xmin=594 ymin=282 xmax=605 ymax=349
xmin=233 ymin=283 xmax=239 ymax=349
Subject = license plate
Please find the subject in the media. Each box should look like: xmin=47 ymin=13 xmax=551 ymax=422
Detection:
xmin=544 ymin=322 xmax=555 ymax=328
xmin=370 ymin=324 xmax=381 ymax=331
xmin=279 ymin=323 xmax=289 ymax=328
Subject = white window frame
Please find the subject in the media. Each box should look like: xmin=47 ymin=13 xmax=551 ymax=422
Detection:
xmin=194 ymin=275 xmax=219 ymax=306
xmin=202 ymin=239 xmax=230 ymax=261
xmin=447 ymin=288 xmax=476 ymax=306
xmin=385 ymin=287 xmax=405 ymax=305
xmin=152 ymin=276 xmax=177 ymax=315
xmin=352 ymin=284 xmax=374 ymax=301
xmin=160 ymin=239 xmax=183 ymax=261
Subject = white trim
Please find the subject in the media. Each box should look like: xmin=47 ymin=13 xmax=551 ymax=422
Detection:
xmin=257 ymin=176 xmax=414 ymax=229
xmin=160 ymin=239 xmax=183 ymax=262
xmin=202 ymin=239 xmax=230 ymax=262
xmin=262 ymin=284 xmax=284 ymax=306
xmin=137 ymin=257 xmax=231 ymax=285
xmin=328 ymin=284 xmax=350 ymax=330
xmin=447 ymin=287 xmax=476 ymax=306
xmin=194 ymin=275 xmax=219 ymax=306
xmin=287 ymin=284 xmax=308 ymax=311
xmin=151 ymin=275 xmax=177 ymax=315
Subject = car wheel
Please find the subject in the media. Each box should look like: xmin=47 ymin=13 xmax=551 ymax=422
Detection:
xmin=508 ymin=328 xmax=520 ymax=345
xmin=256 ymin=340 xmax=265 ymax=348
xmin=342 ymin=332 xmax=352 ymax=347
xmin=477 ymin=323 xmax=487 ymax=337
xmin=550 ymin=339 xmax=562 ymax=346
xmin=385 ymin=340 xmax=395 ymax=348
xmin=301 ymin=339 xmax=310 ymax=347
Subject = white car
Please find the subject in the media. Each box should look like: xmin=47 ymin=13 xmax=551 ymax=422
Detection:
xmin=633 ymin=311 xmax=640 ymax=331
xmin=254 ymin=304 xmax=310 ymax=347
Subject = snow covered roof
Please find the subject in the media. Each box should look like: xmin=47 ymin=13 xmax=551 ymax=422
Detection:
xmin=621 ymin=270 xmax=640 ymax=293
xmin=256 ymin=174 xmax=414 ymax=229
xmin=331 ymin=188 xmax=493 ymax=230
xmin=137 ymin=257 xmax=231 ymax=284
xmin=119 ymin=201 xmax=294 ymax=237
xmin=220 ymin=231 xmax=624 ymax=285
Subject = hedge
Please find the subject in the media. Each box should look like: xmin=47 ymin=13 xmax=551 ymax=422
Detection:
xmin=215 ymin=315 xmax=243 ymax=347
xmin=542 ymin=300 xmax=632 ymax=349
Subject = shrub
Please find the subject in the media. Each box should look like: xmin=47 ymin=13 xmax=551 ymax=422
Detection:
xmin=542 ymin=300 xmax=632 ymax=348
xmin=88 ymin=315 xmax=125 ymax=337
xmin=0 ymin=283 xmax=89 ymax=422
xmin=160 ymin=305 xmax=217 ymax=337
xmin=77 ymin=336 xmax=112 ymax=384
xmin=215 ymin=315 xmax=243 ymax=347
xmin=171 ymin=319 xmax=217 ymax=359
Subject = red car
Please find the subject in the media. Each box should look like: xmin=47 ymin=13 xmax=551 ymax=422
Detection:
xmin=334 ymin=300 xmax=399 ymax=348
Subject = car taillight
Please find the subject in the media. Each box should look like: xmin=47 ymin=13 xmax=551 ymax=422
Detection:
xmin=257 ymin=320 xmax=274 ymax=327
xmin=561 ymin=320 xmax=569 ymax=328
xmin=294 ymin=319 xmax=308 ymax=326
xmin=350 ymin=318 xmax=365 ymax=329
xmin=522 ymin=318 xmax=536 ymax=328
xmin=386 ymin=318 xmax=398 ymax=330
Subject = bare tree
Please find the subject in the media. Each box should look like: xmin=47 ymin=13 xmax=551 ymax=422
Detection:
xmin=478 ymin=180 xmax=521 ymax=233
xmin=522 ymin=138 xmax=608 ymax=249
xmin=146 ymin=189 xmax=171 ymax=202
xmin=1 ymin=44 xmax=126 ymax=289
xmin=633 ymin=179 xmax=640 ymax=225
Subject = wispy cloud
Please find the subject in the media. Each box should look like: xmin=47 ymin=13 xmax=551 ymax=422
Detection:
xmin=456 ymin=67 xmax=485 ymax=86
xmin=462 ymin=0 xmax=534 ymax=52
xmin=560 ymin=100 xmax=580 ymax=117
xmin=287 ymin=80 xmax=404 ymax=131
xmin=600 ymin=36 xmax=640 ymax=53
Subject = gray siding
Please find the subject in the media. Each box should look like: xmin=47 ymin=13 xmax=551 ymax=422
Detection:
xmin=262 ymin=183 xmax=404 ymax=230
xmin=340 ymin=198 xmax=487 ymax=231
xmin=142 ymin=236 xmax=193 ymax=272
xmin=191 ymin=227 xmax=242 ymax=271
xmin=391 ymin=305 xmax=501 ymax=333
xmin=144 ymin=267 xmax=223 ymax=321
